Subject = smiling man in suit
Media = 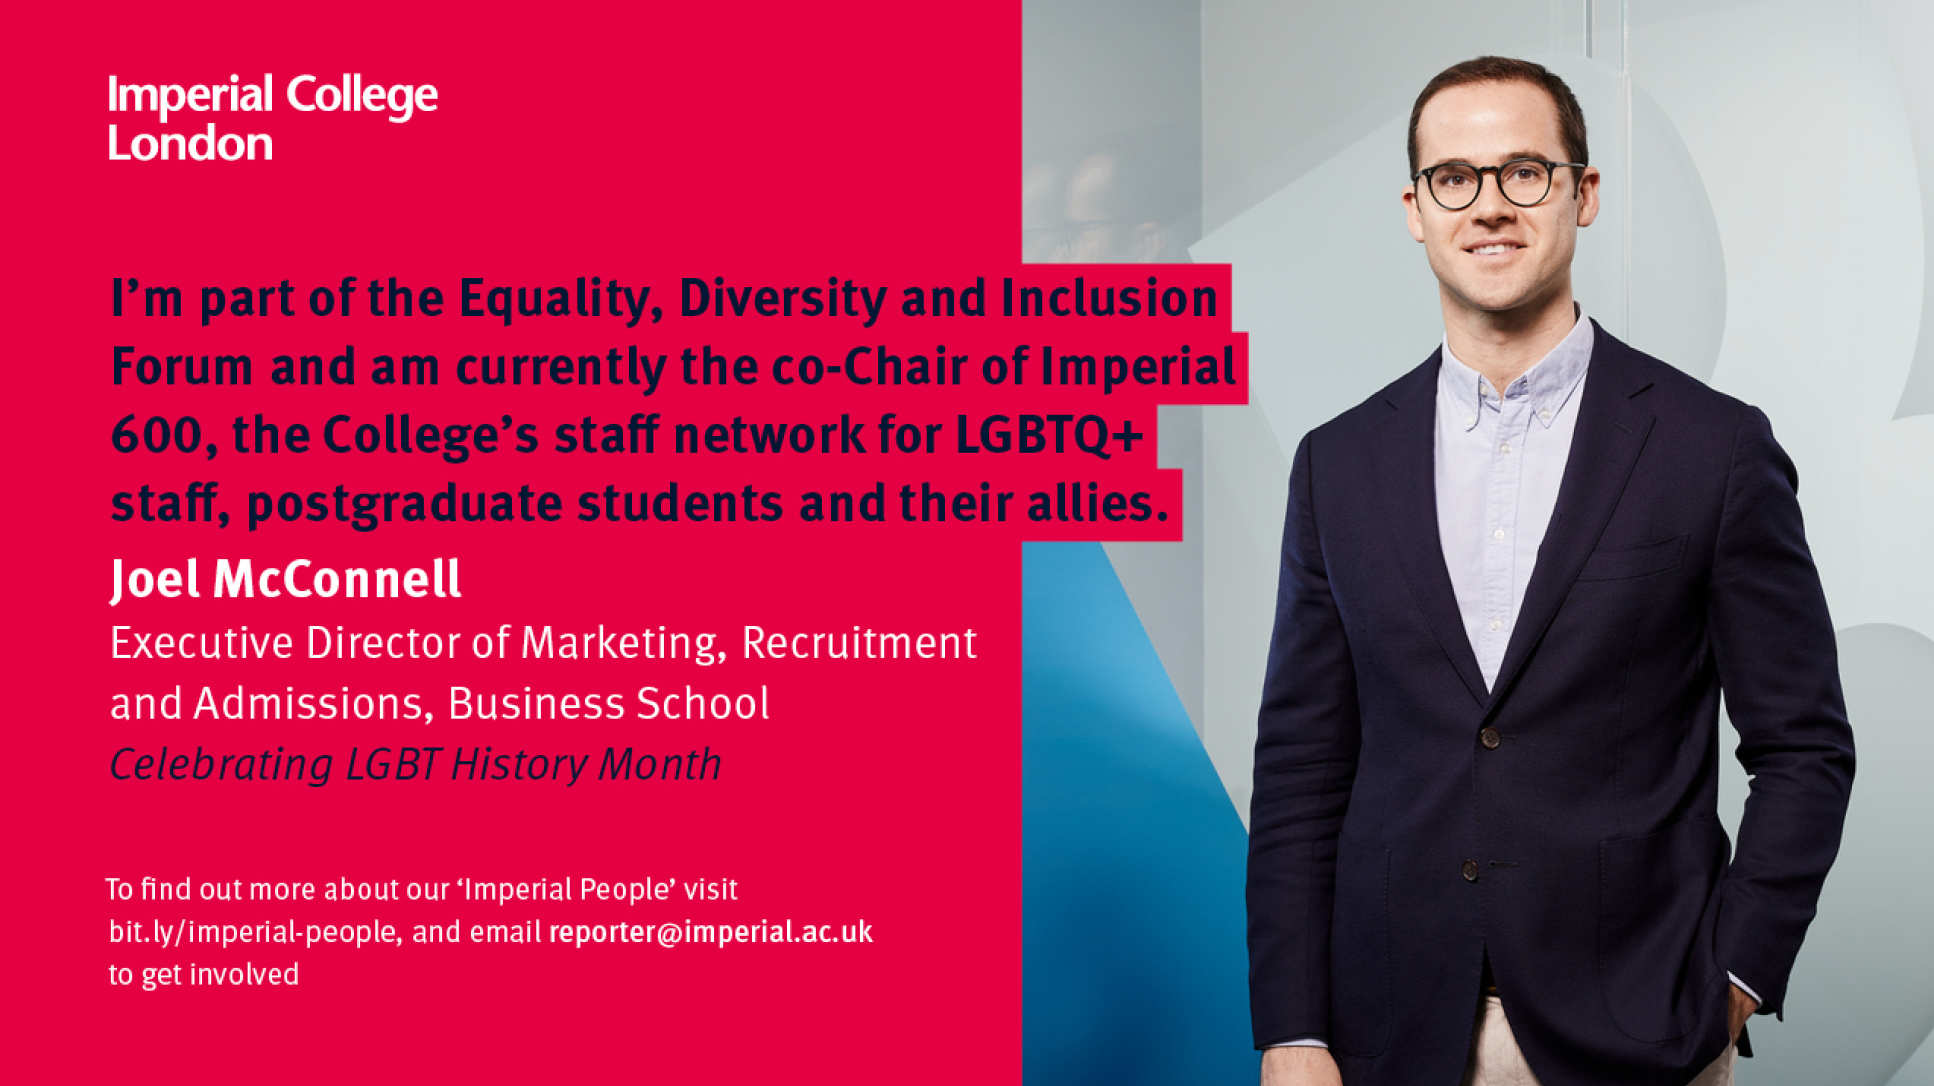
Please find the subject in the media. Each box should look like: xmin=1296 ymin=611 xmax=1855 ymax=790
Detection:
xmin=1246 ymin=56 xmax=1856 ymax=1086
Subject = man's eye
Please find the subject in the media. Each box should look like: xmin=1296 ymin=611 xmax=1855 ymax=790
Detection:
xmin=1512 ymin=166 xmax=1542 ymax=181
xmin=1440 ymin=174 xmax=1469 ymax=187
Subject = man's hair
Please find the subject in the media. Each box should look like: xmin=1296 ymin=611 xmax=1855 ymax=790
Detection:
xmin=1406 ymin=56 xmax=1588 ymax=178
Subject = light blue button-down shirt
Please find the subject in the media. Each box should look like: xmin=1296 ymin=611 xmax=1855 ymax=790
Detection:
xmin=1434 ymin=304 xmax=1594 ymax=692
xmin=1269 ymin=306 xmax=1758 ymax=1050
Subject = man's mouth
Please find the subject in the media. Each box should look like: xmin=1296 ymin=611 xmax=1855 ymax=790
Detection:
xmin=1465 ymin=242 xmax=1525 ymax=256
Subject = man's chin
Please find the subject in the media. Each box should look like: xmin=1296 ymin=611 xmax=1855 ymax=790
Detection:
xmin=1450 ymin=288 xmax=1533 ymax=314
xmin=1444 ymin=276 xmax=1563 ymax=318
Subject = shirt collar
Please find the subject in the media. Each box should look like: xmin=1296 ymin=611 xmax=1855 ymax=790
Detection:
xmin=1438 ymin=303 xmax=1594 ymax=431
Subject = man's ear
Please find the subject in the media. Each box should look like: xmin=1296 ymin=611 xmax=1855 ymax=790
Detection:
xmin=1403 ymin=183 xmax=1425 ymax=242
xmin=1574 ymin=165 xmax=1602 ymax=228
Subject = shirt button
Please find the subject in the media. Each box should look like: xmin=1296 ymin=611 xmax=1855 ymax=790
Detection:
xmin=1538 ymin=408 xmax=1551 ymax=422
xmin=1498 ymin=441 xmax=1511 ymax=454
xmin=1468 ymin=414 xmax=1478 ymax=427
xmin=1462 ymin=859 xmax=1481 ymax=882
xmin=1488 ymin=618 xmax=1502 ymax=631
xmin=1492 ymin=527 xmax=1506 ymax=541
xmin=1479 ymin=726 xmax=1502 ymax=750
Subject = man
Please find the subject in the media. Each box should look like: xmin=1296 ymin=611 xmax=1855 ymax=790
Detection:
xmin=1246 ymin=56 xmax=1855 ymax=1086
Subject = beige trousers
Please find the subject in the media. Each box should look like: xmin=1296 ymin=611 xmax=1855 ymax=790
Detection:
xmin=1458 ymin=994 xmax=1736 ymax=1086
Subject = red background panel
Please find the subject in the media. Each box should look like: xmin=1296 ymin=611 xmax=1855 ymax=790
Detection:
xmin=9 ymin=4 xmax=1030 ymax=1080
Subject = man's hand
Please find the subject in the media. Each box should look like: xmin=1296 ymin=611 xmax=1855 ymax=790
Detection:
xmin=1261 ymin=1045 xmax=1342 ymax=1086
xmin=1728 ymin=983 xmax=1760 ymax=1045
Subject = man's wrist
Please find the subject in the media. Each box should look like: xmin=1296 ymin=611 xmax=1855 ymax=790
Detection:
xmin=1727 ymin=971 xmax=1763 ymax=1008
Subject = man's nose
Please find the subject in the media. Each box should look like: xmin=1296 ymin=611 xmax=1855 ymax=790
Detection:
xmin=1469 ymin=175 xmax=1516 ymax=226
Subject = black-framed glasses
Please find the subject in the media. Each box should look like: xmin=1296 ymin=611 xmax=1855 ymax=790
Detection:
xmin=1412 ymin=158 xmax=1587 ymax=210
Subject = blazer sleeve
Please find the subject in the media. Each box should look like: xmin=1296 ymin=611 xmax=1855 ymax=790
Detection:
xmin=1706 ymin=403 xmax=1857 ymax=1021
xmin=1246 ymin=430 xmax=1362 ymax=1048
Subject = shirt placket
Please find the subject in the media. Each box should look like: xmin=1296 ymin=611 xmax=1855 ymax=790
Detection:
xmin=1477 ymin=378 xmax=1533 ymax=683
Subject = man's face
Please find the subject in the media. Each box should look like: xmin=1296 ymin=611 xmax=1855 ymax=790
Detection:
xmin=1403 ymin=79 xmax=1600 ymax=317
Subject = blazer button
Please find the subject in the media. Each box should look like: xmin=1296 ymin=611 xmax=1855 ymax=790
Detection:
xmin=1479 ymin=726 xmax=1501 ymax=750
xmin=1461 ymin=859 xmax=1480 ymax=882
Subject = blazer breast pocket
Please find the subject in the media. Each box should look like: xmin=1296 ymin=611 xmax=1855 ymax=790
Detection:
xmin=1576 ymin=532 xmax=1688 ymax=582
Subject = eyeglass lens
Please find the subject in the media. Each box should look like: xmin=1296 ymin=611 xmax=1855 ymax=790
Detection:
xmin=1430 ymin=160 xmax=1551 ymax=209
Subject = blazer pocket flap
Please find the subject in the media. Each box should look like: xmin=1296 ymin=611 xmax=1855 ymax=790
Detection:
xmin=1577 ymin=533 xmax=1688 ymax=581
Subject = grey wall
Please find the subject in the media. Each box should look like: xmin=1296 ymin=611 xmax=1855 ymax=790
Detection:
xmin=1027 ymin=1 xmax=1934 ymax=1080
xmin=1188 ymin=2 xmax=1934 ymax=1081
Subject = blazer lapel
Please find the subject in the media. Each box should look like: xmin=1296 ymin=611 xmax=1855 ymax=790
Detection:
xmin=1372 ymin=349 xmax=1490 ymax=708
xmin=1371 ymin=322 xmax=1659 ymax=719
xmin=1480 ymin=320 xmax=1656 ymax=719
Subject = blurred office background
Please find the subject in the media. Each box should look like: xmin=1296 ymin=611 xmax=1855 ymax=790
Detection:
xmin=1023 ymin=1 xmax=1934 ymax=1081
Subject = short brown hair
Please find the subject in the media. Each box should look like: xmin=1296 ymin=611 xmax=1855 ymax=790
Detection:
xmin=1407 ymin=56 xmax=1588 ymax=177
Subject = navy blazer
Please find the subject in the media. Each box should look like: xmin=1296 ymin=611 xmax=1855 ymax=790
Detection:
xmin=1246 ymin=321 xmax=1855 ymax=1085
